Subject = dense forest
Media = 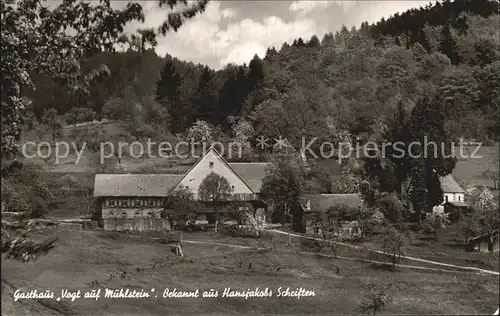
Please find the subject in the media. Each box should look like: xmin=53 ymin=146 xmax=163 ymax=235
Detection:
xmin=27 ymin=0 xmax=500 ymax=146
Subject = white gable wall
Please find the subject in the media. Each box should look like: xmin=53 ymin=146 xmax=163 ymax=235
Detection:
xmin=176 ymin=149 xmax=254 ymax=200
xmin=443 ymin=192 xmax=465 ymax=204
xmin=432 ymin=192 xmax=465 ymax=214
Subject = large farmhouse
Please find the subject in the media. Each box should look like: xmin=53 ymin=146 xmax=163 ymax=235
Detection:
xmin=93 ymin=174 xmax=183 ymax=231
xmin=93 ymin=147 xmax=268 ymax=232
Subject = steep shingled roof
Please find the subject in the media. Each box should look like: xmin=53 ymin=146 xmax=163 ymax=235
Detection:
xmin=440 ymin=174 xmax=465 ymax=193
xmin=227 ymin=162 xmax=270 ymax=193
xmin=93 ymin=174 xmax=183 ymax=197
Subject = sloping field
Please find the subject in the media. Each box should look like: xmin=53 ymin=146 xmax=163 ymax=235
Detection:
xmin=2 ymin=229 xmax=498 ymax=316
xmin=452 ymin=144 xmax=499 ymax=190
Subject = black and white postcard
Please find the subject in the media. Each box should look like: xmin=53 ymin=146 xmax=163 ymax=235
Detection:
xmin=1 ymin=0 xmax=499 ymax=315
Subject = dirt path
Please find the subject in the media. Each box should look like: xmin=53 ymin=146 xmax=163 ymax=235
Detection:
xmin=124 ymin=232 xmax=497 ymax=275
xmin=288 ymin=251 xmax=488 ymax=275
xmin=179 ymin=239 xmax=489 ymax=276
xmin=62 ymin=119 xmax=113 ymax=129
xmin=269 ymin=229 xmax=500 ymax=276
xmin=182 ymin=239 xmax=258 ymax=249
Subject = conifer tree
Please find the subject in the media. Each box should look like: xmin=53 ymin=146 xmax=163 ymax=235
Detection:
xmin=215 ymin=65 xmax=249 ymax=128
xmin=439 ymin=24 xmax=459 ymax=65
xmin=417 ymin=29 xmax=431 ymax=52
xmin=193 ymin=66 xmax=218 ymax=124
xmin=404 ymin=95 xmax=456 ymax=226
xmin=248 ymin=54 xmax=265 ymax=90
xmin=155 ymin=58 xmax=184 ymax=133
xmin=264 ymin=47 xmax=279 ymax=62
xmin=321 ymin=32 xmax=335 ymax=46
xmin=307 ymin=35 xmax=321 ymax=48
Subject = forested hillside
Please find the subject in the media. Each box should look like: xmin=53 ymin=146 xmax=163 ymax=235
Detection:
xmin=27 ymin=0 xmax=500 ymax=145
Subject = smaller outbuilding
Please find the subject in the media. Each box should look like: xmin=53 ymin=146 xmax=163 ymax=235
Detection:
xmin=466 ymin=230 xmax=499 ymax=253
xmin=299 ymin=193 xmax=364 ymax=237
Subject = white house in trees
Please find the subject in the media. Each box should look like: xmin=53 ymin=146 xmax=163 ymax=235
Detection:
xmin=433 ymin=174 xmax=466 ymax=214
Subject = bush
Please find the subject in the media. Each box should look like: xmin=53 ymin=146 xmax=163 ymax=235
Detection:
xmin=422 ymin=212 xmax=450 ymax=240
xmin=220 ymin=224 xmax=262 ymax=238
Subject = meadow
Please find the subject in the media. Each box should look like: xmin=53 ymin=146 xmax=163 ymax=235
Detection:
xmin=2 ymin=229 xmax=499 ymax=316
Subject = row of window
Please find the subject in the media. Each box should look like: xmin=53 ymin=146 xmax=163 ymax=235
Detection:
xmin=444 ymin=194 xmax=462 ymax=202
xmin=104 ymin=194 xmax=259 ymax=208
xmin=232 ymin=194 xmax=258 ymax=201
xmin=105 ymin=198 xmax=163 ymax=208
xmin=106 ymin=210 xmax=159 ymax=218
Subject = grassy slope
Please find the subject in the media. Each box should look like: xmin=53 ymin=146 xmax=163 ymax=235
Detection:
xmin=453 ymin=144 xmax=499 ymax=191
xmin=2 ymin=229 xmax=498 ymax=316
xmin=346 ymin=226 xmax=500 ymax=272
xmin=21 ymin=121 xmax=197 ymax=174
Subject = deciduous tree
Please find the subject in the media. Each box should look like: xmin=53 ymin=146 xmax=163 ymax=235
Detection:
xmin=198 ymin=172 xmax=233 ymax=232
xmin=474 ymin=187 xmax=499 ymax=236
xmin=260 ymin=151 xmax=308 ymax=232
xmin=359 ymin=281 xmax=392 ymax=316
xmin=381 ymin=225 xmax=409 ymax=270
xmin=422 ymin=212 xmax=450 ymax=240
xmin=41 ymin=108 xmax=64 ymax=144
xmin=164 ymin=187 xmax=197 ymax=230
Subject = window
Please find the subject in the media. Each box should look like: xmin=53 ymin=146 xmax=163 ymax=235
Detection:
xmin=135 ymin=210 xmax=141 ymax=217
xmin=231 ymin=185 xmax=235 ymax=190
xmin=122 ymin=211 xmax=127 ymax=217
xmin=209 ymin=161 xmax=214 ymax=168
xmin=134 ymin=199 xmax=141 ymax=207
xmin=109 ymin=199 xmax=116 ymax=207
xmin=148 ymin=199 xmax=154 ymax=207
xmin=120 ymin=199 xmax=127 ymax=207
xmin=108 ymin=211 xmax=114 ymax=217
xmin=458 ymin=195 xmax=461 ymax=201
xmin=147 ymin=212 xmax=153 ymax=218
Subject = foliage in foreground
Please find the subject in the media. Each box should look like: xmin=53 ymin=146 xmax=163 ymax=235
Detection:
xmin=1 ymin=0 xmax=209 ymax=261
xmin=359 ymin=280 xmax=392 ymax=316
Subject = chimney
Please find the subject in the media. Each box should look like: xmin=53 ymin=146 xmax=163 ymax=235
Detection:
xmin=306 ymin=200 xmax=311 ymax=211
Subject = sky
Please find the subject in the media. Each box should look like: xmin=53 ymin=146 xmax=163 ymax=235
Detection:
xmin=144 ymin=0 xmax=433 ymax=69
xmin=47 ymin=0 xmax=434 ymax=70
